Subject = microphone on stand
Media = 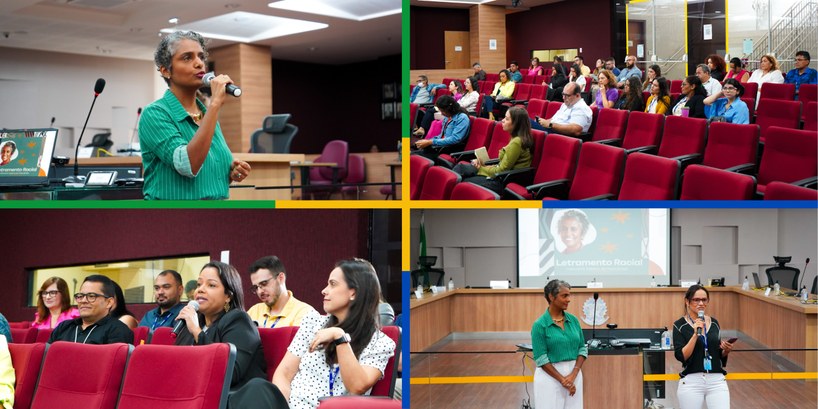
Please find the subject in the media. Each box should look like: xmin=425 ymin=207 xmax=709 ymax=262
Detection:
xmin=50 ymin=117 xmax=55 ymax=127
xmin=126 ymin=107 xmax=142 ymax=156
xmin=798 ymin=257 xmax=810 ymax=291
xmin=591 ymin=292 xmax=599 ymax=345
xmin=63 ymin=78 xmax=105 ymax=184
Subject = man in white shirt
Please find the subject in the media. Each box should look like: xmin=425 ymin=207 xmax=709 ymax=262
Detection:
xmin=531 ymin=82 xmax=593 ymax=137
xmin=696 ymin=64 xmax=722 ymax=96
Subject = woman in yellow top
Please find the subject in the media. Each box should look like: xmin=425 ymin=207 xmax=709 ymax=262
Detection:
xmin=644 ymin=77 xmax=672 ymax=115
xmin=483 ymin=69 xmax=516 ymax=120
xmin=453 ymin=106 xmax=533 ymax=196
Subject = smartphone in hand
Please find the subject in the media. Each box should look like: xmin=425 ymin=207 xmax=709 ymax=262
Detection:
xmin=727 ymin=337 xmax=738 ymax=344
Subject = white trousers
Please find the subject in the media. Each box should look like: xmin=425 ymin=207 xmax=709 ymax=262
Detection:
xmin=533 ymin=360 xmax=583 ymax=409
xmin=677 ymin=373 xmax=730 ymax=409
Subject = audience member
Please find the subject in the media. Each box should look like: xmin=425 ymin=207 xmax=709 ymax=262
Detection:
xmin=528 ymin=57 xmax=545 ymax=77
xmin=725 ymin=58 xmax=750 ymax=83
xmin=0 ymin=315 xmax=9 ymax=344
xmin=574 ymin=56 xmax=591 ymax=76
xmin=567 ymin=64 xmax=586 ymax=93
xmin=410 ymin=75 xmax=446 ymax=105
xmin=138 ymin=270 xmax=185 ymax=331
xmin=32 ymin=277 xmax=79 ymax=329
xmin=671 ymin=75 xmax=707 ymax=118
xmin=379 ymin=298 xmax=395 ymax=327
xmin=592 ymin=59 xmax=604 ymax=78
xmin=604 ymin=57 xmax=621 ymax=76
xmin=707 ymin=54 xmax=727 ymax=81
xmin=111 ymin=281 xmax=139 ymax=330
xmin=247 ymin=256 xmax=316 ymax=328
xmin=0 ymin=330 xmax=11 ymax=409
xmin=459 ymin=77 xmax=481 ymax=114
xmin=545 ymin=64 xmax=569 ymax=102
xmin=616 ymin=55 xmax=642 ymax=87
xmin=509 ymin=61 xmax=523 ymax=83
xmin=704 ymin=78 xmax=750 ymax=124
xmin=185 ymin=279 xmax=197 ymax=301
xmin=643 ymin=65 xmax=661 ymax=91
xmin=453 ymin=106 xmax=533 ymax=195
xmin=696 ymin=64 xmax=723 ymax=96
xmin=748 ymin=54 xmax=785 ymax=103
xmin=615 ymin=77 xmax=645 ymax=112
xmin=48 ymin=275 xmax=134 ymax=344
xmin=594 ymin=70 xmax=619 ymax=109
xmin=645 ymin=77 xmax=672 ymax=115
xmin=484 ymin=69 xmax=516 ymax=119
xmin=448 ymin=79 xmax=465 ymax=101
xmin=472 ymin=62 xmax=487 ymax=81
xmin=532 ymin=83 xmax=593 ymax=137
xmin=413 ymin=95 xmax=471 ymax=159
xmin=229 ymin=259 xmax=396 ymax=409
xmin=785 ymin=51 xmax=817 ymax=96
xmin=174 ymin=261 xmax=267 ymax=390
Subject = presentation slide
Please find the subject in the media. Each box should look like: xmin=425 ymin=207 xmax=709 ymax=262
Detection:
xmin=0 ymin=129 xmax=56 ymax=178
xmin=518 ymin=208 xmax=670 ymax=288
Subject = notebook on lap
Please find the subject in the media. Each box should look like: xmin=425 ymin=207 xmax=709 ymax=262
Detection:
xmin=0 ymin=128 xmax=58 ymax=187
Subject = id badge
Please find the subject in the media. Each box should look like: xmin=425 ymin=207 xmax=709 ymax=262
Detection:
xmin=703 ymin=357 xmax=712 ymax=371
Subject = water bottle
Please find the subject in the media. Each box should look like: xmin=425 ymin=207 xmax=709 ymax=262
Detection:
xmin=415 ymin=284 xmax=423 ymax=299
xmin=802 ymin=286 xmax=809 ymax=302
xmin=773 ymin=281 xmax=780 ymax=296
xmin=650 ymin=276 xmax=657 ymax=288
xmin=448 ymin=278 xmax=455 ymax=291
xmin=742 ymin=276 xmax=750 ymax=291
xmin=661 ymin=327 xmax=672 ymax=350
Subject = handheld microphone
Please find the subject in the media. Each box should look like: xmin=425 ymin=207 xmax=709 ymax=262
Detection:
xmin=50 ymin=117 xmax=55 ymax=127
xmin=591 ymin=292 xmax=599 ymax=344
xmin=202 ymin=72 xmax=241 ymax=97
xmin=798 ymin=257 xmax=810 ymax=290
xmin=696 ymin=310 xmax=705 ymax=336
xmin=171 ymin=300 xmax=200 ymax=338
xmin=64 ymin=78 xmax=105 ymax=184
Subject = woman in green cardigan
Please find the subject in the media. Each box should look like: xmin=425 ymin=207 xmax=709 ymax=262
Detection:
xmin=531 ymin=279 xmax=587 ymax=409
xmin=452 ymin=106 xmax=533 ymax=195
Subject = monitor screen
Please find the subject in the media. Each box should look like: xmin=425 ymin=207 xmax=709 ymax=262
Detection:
xmin=518 ymin=208 xmax=671 ymax=288
xmin=0 ymin=128 xmax=58 ymax=185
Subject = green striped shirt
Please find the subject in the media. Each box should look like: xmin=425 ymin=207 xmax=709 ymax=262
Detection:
xmin=138 ymin=90 xmax=233 ymax=200
xmin=531 ymin=309 xmax=588 ymax=367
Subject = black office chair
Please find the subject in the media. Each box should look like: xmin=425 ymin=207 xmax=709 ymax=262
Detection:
xmin=411 ymin=256 xmax=445 ymax=288
xmin=765 ymin=256 xmax=800 ymax=290
xmin=250 ymin=114 xmax=298 ymax=153
xmin=811 ymin=276 xmax=817 ymax=295
xmin=84 ymin=132 xmax=113 ymax=157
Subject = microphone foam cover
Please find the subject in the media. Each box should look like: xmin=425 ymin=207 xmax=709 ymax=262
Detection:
xmin=94 ymin=78 xmax=106 ymax=94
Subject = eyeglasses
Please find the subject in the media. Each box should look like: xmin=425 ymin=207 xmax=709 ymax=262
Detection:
xmin=562 ymin=92 xmax=576 ymax=98
xmin=250 ymin=277 xmax=275 ymax=293
xmin=41 ymin=290 xmax=59 ymax=298
xmin=74 ymin=292 xmax=110 ymax=302
xmin=690 ymin=298 xmax=709 ymax=304
xmin=722 ymin=86 xmax=737 ymax=91
xmin=795 ymin=58 xmax=807 ymax=61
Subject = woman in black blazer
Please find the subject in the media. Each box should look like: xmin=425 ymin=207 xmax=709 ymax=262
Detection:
xmin=175 ymin=261 xmax=267 ymax=389
xmin=670 ymin=75 xmax=707 ymax=118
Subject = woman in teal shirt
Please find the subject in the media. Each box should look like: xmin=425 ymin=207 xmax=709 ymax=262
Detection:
xmin=139 ymin=31 xmax=251 ymax=200
xmin=703 ymin=78 xmax=750 ymax=125
xmin=531 ymin=279 xmax=587 ymax=409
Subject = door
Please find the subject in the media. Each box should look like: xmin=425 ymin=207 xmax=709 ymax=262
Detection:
xmin=628 ymin=20 xmax=646 ymax=71
xmin=444 ymin=31 xmax=470 ymax=69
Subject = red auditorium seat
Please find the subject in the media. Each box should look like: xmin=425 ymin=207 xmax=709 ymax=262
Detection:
xmin=438 ymin=117 xmax=494 ymax=167
xmin=590 ymin=108 xmax=629 ymax=144
xmin=418 ymin=166 xmax=460 ymax=200
xmin=799 ymin=84 xmax=817 ymax=106
xmin=680 ymin=164 xmax=756 ymax=200
xmin=410 ymin=155 xmax=434 ymax=200
xmin=317 ymin=396 xmax=401 ymax=409
xmin=479 ymin=80 xmax=496 ymax=94
xmin=481 ymin=121 xmax=512 ymax=163
xmin=409 ymin=103 xmax=418 ymax=130
xmin=508 ymin=83 xmax=532 ymax=105
xmin=764 ymin=181 xmax=818 ymax=200
xmin=741 ymin=96 xmax=756 ymax=121
xmin=756 ymin=126 xmax=818 ymax=196
xmin=117 ymin=343 xmax=235 ymax=409
xmin=341 ymin=154 xmax=366 ymax=199
xmin=526 ymin=99 xmax=548 ymax=120
xmin=8 ymin=321 xmax=31 ymax=329
xmin=701 ymin=122 xmax=759 ymax=171
xmin=657 ymin=115 xmax=707 ymax=168
xmin=132 ymin=326 xmax=149 ymax=346
xmin=259 ymin=326 xmax=299 ymax=381
xmin=534 ymin=75 xmax=548 ymax=86
xmin=449 ymin=181 xmax=501 ymax=199
xmin=11 ymin=327 xmax=37 ymax=343
xmin=756 ymin=100 xmax=801 ymax=138
xmin=529 ymin=84 xmax=547 ymax=100
xmin=544 ymin=101 xmax=562 ymax=119
xmin=8 ymin=342 xmax=47 ymax=409
xmin=759 ymin=82 xmax=795 ymax=102
xmin=370 ymin=326 xmax=401 ymax=398
xmin=618 ymin=153 xmax=680 ymax=200
xmin=35 ymin=328 xmax=52 ymax=343
xmin=31 ymin=342 xmax=131 ymax=409
xmin=804 ymin=101 xmax=817 ymax=131
xmin=543 ymin=142 xmax=626 ymax=200
xmin=670 ymin=80 xmax=682 ymax=93
xmin=505 ymin=133 xmax=581 ymax=200
xmin=742 ymin=82 xmax=759 ymax=100
xmin=149 ymin=326 xmax=175 ymax=345
xmin=618 ymin=111 xmax=664 ymax=154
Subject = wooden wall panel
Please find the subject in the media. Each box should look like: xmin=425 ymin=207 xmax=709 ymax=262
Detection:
xmin=584 ymin=353 xmax=643 ymax=408
xmin=470 ymin=5 xmax=507 ymax=73
xmin=411 ymin=296 xmax=453 ymax=351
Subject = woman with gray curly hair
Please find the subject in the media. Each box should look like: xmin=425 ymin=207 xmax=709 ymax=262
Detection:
xmin=531 ymin=279 xmax=587 ymax=409
xmin=138 ymin=30 xmax=251 ymax=200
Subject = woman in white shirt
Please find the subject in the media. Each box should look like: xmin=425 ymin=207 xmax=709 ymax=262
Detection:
xmin=567 ymin=64 xmax=587 ymax=93
xmin=748 ymin=54 xmax=785 ymax=105
xmin=459 ymin=76 xmax=480 ymax=114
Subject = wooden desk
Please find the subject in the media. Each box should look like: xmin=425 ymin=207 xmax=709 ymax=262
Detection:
xmin=289 ymin=161 xmax=338 ymax=199
xmin=410 ymin=287 xmax=817 ymax=369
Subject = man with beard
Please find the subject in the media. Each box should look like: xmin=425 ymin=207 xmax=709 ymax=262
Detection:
xmin=49 ymin=275 xmax=133 ymax=344
xmin=246 ymin=256 xmax=315 ymax=328
xmin=138 ymin=270 xmax=185 ymax=332
xmin=616 ymin=55 xmax=643 ymax=88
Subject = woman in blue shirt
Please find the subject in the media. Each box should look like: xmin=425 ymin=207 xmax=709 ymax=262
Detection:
xmin=412 ymin=95 xmax=470 ymax=160
xmin=703 ymin=78 xmax=750 ymax=124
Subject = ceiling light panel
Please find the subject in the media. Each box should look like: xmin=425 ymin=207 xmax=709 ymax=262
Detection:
xmin=268 ymin=0 xmax=400 ymax=21
xmin=160 ymin=11 xmax=327 ymax=42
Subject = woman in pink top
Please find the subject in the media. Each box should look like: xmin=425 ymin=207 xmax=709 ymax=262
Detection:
xmin=32 ymin=277 xmax=79 ymax=329
xmin=725 ymin=57 xmax=749 ymax=83
xmin=528 ymin=57 xmax=544 ymax=77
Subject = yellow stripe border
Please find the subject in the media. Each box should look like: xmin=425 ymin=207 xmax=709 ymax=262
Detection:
xmin=411 ymin=372 xmax=818 ymax=385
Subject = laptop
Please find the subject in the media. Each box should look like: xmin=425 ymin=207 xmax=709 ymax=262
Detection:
xmin=0 ymin=128 xmax=58 ymax=187
xmin=752 ymin=272 xmax=763 ymax=289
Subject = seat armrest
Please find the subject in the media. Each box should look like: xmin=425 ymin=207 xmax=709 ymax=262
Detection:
xmin=672 ymin=153 xmax=702 ymax=171
xmin=593 ymin=138 xmax=622 ymax=146
xmin=483 ymin=158 xmax=500 ymax=166
xmin=528 ymin=179 xmax=570 ymax=200
xmin=495 ymin=167 xmax=535 ymax=186
xmin=582 ymin=193 xmax=615 ymax=200
xmin=724 ymin=163 xmax=756 ymax=175
xmin=792 ymin=176 xmax=818 ymax=189
xmin=625 ymin=145 xmax=658 ymax=155
xmin=449 ymin=150 xmax=475 ymax=162
xmin=577 ymin=132 xmax=592 ymax=142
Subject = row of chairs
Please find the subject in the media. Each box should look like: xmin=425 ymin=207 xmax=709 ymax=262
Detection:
xmin=411 ymin=116 xmax=817 ymax=200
